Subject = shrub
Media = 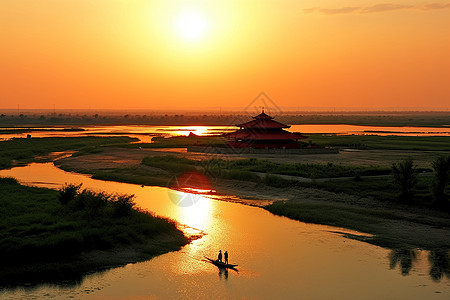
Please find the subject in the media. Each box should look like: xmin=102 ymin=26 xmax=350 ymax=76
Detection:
xmin=0 ymin=177 xmax=18 ymax=185
xmin=58 ymin=183 xmax=82 ymax=205
xmin=432 ymin=155 xmax=450 ymax=207
xmin=391 ymin=159 xmax=418 ymax=203
xmin=112 ymin=194 xmax=136 ymax=217
xmin=81 ymin=190 xmax=109 ymax=219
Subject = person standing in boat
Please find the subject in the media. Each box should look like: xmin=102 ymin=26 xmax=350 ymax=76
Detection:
xmin=218 ymin=250 xmax=223 ymax=262
xmin=224 ymin=251 xmax=229 ymax=264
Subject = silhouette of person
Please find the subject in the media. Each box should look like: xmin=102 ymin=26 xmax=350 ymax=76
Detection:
xmin=218 ymin=250 xmax=222 ymax=262
xmin=224 ymin=251 xmax=229 ymax=264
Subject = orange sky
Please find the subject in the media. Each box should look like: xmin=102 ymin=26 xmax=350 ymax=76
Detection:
xmin=1 ymin=0 xmax=449 ymax=110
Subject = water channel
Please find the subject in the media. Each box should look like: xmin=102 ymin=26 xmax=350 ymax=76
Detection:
xmin=0 ymin=162 xmax=448 ymax=299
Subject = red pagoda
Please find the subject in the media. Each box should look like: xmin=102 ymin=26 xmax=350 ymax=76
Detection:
xmin=224 ymin=110 xmax=307 ymax=149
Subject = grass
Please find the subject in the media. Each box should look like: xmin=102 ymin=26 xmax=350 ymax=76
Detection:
xmin=142 ymin=155 xmax=198 ymax=174
xmin=264 ymin=200 xmax=450 ymax=249
xmin=92 ymin=172 xmax=170 ymax=187
xmin=0 ymin=136 xmax=138 ymax=170
xmin=307 ymin=134 xmax=450 ymax=151
xmin=0 ymin=178 xmax=187 ymax=286
xmin=141 ymin=155 xmax=390 ymax=179
xmin=227 ymin=158 xmax=390 ymax=178
xmin=124 ymin=155 xmax=443 ymax=207
xmin=122 ymin=135 xmax=227 ymax=149
xmin=304 ymin=175 xmax=445 ymax=205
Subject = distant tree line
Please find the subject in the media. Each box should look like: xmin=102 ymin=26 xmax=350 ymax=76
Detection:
xmin=1 ymin=112 xmax=450 ymax=127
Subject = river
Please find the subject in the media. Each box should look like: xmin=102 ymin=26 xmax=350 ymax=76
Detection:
xmin=0 ymin=162 xmax=448 ymax=299
xmin=1 ymin=124 xmax=450 ymax=143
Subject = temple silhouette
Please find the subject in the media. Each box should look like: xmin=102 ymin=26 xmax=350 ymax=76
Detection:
xmin=224 ymin=110 xmax=306 ymax=149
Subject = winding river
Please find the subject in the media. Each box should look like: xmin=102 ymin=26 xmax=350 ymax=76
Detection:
xmin=0 ymin=162 xmax=449 ymax=299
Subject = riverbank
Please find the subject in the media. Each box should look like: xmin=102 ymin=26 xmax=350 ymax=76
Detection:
xmin=54 ymin=147 xmax=450 ymax=250
xmin=0 ymin=178 xmax=188 ymax=287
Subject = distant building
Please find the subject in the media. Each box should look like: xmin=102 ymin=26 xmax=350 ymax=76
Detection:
xmin=224 ymin=110 xmax=307 ymax=149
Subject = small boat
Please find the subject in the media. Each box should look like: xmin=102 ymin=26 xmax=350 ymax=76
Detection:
xmin=204 ymin=257 xmax=238 ymax=269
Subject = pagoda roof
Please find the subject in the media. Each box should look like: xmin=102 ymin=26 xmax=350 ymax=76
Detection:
xmin=224 ymin=129 xmax=307 ymax=140
xmin=252 ymin=111 xmax=273 ymax=120
xmin=237 ymin=111 xmax=289 ymax=129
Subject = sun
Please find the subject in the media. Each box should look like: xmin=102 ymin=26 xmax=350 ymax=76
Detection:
xmin=175 ymin=9 xmax=209 ymax=41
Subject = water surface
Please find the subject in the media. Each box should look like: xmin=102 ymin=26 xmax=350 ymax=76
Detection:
xmin=1 ymin=124 xmax=449 ymax=142
xmin=0 ymin=163 xmax=448 ymax=299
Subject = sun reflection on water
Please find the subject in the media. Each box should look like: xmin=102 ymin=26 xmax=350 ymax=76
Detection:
xmin=167 ymin=190 xmax=219 ymax=275
xmin=169 ymin=190 xmax=213 ymax=233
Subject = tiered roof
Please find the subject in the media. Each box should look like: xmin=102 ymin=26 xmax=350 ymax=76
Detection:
xmin=224 ymin=110 xmax=306 ymax=141
xmin=236 ymin=111 xmax=290 ymax=129
xmin=225 ymin=129 xmax=305 ymax=140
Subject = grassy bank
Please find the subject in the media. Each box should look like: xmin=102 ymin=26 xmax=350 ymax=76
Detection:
xmin=307 ymin=134 xmax=450 ymax=151
xmin=71 ymin=154 xmax=439 ymax=205
xmin=0 ymin=178 xmax=188 ymax=286
xmin=54 ymin=145 xmax=450 ymax=251
xmin=141 ymin=155 xmax=390 ymax=179
xmin=122 ymin=135 xmax=227 ymax=149
xmin=0 ymin=136 xmax=137 ymax=170
xmin=264 ymin=199 xmax=450 ymax=249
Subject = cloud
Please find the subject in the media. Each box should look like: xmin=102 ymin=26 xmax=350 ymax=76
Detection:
xmin=423 ymin=3 xmax=450 ymax=10
xmin=319 ymin=7 xmax=360 ymax=15
xmin=303 ymin=2 xmax=450 ymax=15
xmin=361 ymin=3 xmax=413 ymax=13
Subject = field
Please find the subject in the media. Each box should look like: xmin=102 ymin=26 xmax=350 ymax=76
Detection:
xmin=1 ymin=133 xmax=449 ymax=270
xmin=0 ymin=176 xmax=187 ymax=286
xmin=0 ymin=136 xmax=137 ymax=170
xmin=307 ymin=134 xmax=450 ymax=151
xmin=52 ymin=134 xmax=450 ymax=251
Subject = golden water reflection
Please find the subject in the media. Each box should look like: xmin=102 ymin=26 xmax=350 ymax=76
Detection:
xmin=0 ymin=163 xmax=449 ymax=299
xmin=168 ymin=126 xmax=209 ymax=136
xmin=1 ymin=124 xmax=450 ymax=143
xmin=169 ymin=191 xmax=213 ymax=233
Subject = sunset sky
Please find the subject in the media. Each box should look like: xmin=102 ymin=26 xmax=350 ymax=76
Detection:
xmin=1 ymin=0 xmax=449 ymax=110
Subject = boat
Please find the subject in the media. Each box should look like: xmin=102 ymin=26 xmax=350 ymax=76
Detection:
xmin=204 ymin=257 xmax=238 ymax=269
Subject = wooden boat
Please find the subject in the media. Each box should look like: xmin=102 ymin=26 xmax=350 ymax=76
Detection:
xmin=204 ymin=257 xmax=238 ymax=269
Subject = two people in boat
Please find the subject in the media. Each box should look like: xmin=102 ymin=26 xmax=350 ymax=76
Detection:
xmin=218 ymin=250 xmax=229 ymax=264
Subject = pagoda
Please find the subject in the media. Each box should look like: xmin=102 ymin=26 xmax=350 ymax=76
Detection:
xmin=224 ymin=110 xmax=307 ymax=149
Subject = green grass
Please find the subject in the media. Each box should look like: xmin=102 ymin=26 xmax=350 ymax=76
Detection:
xmin=264 ymin=200 xmax=450 ymax=249
xmin=142 ymin=155 xmax=197 ymax=174
xmin=141 ymin=155 xmax=390 ymax=179
xmin=303 ymin=175 xmax=444 ymax=205
xmin=0 ymin=136 xmax=138 ymax=169
xmin=122 ymin=135 xmax=227 ymax=149
xmin=92 ymin=172 xmax=170 ymax=187
xmin=307 ymin=134 xmax=450 ymax=151
xmin=227 ymin=158 xmax=390 ymax=178
xmin=0 ymin=178 xmax=187 ymax=285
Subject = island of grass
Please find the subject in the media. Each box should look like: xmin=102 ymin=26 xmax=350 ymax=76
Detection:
xmin=0 ymin=177 xmax=188 ymax=287
xmin=57 ymin=148 xmax=450 ymax=251
xmin=0 ymin=136 xmax=138 ymax=170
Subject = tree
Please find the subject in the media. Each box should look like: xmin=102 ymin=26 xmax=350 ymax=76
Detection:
xmin=391 ymin=158 xmax=418 ymax=203
xmin=389 ymin=249 xmax=417 ymax=276
xmin=432 ymin=155 xmax=450 ymax=208
xmin=428 ymin=250 xmax=449 ymax=282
